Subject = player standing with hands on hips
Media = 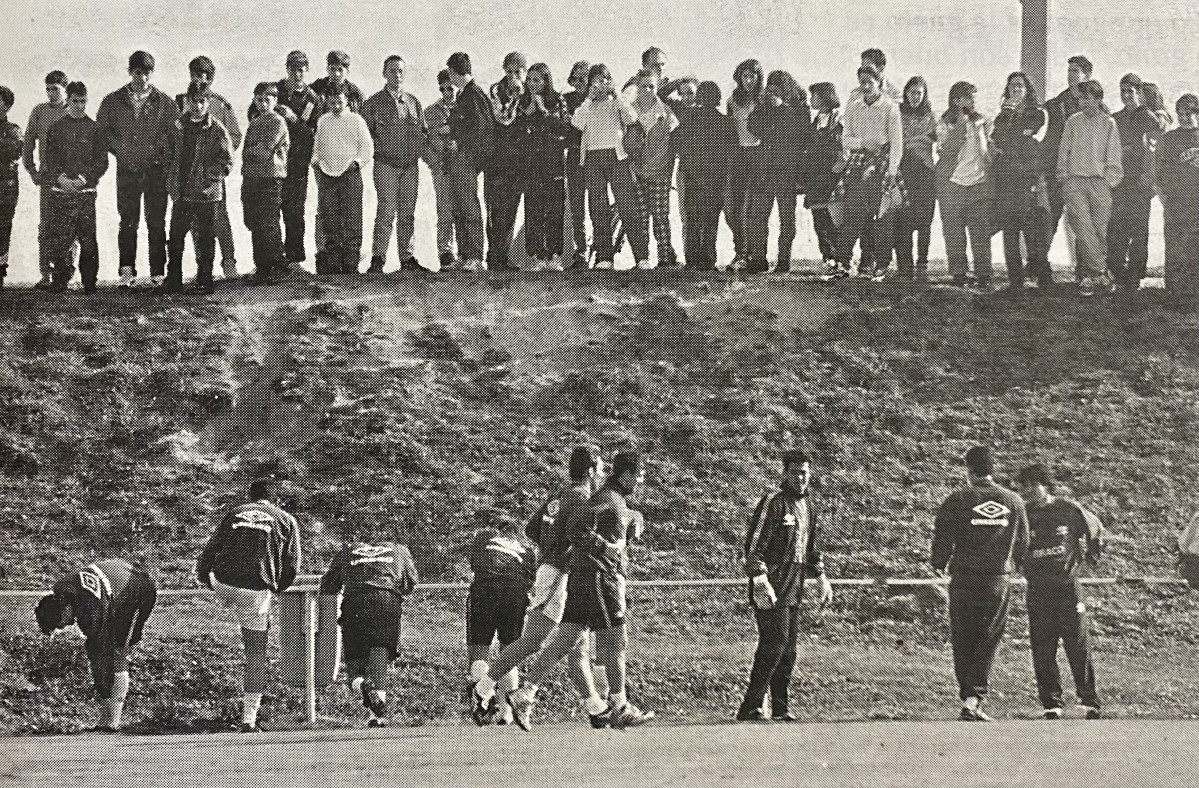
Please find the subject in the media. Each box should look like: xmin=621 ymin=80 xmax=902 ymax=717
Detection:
xmin=737 ymin=449 xmax=833 ymax=722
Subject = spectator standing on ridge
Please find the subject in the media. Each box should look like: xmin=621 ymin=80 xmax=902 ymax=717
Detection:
xmin=562 ymin=61 xmax=593 ymax=269
xmin=361 ymin=54 xmax=426 ymax=274
xmin=1016 ymin=464 xmax=1102 ymax=720
xmin=747 ymin=70 xmax=810 ymax=273
xmin=23 ymin=70 xmax=72 ymax=289
xmin=163 ymin=84 xmax=234 ymax=294
xmin=850 ymin=47 xmax=903 ymax=103
xmin=629 ymin=68 xmax=680 ymax=269
xmin=311 ymin=81 xmax=373 ymax=275
xmin=517 ymin=63 xmax=571 ymax=270
xmin=894 ymin=76 xmax=937 ymax=282
xmin=674 ymin=81 xmax=734 ymax=271
xmin=805 ymin=82 xmax=843 ymax=276
xmin=992 ymin=71 xmax=1050 ymax=292
xmin=1056 ymin=79 xmax=1122 ymax=298
xmin=936 ymin=81 xmax=995 ymax=291
xmin=736 ymin=449 xmax=833 ymax=723
xmin=176 ymin=56 xmax=243 ymax=282
xmin=310 ymin=51 xmax=366 ymax=272
xmin=423 ymin=69 xmax=460 ymax=270
xmin=485 ymin=52 xmax=529 ymax=273
xmin=1042 ymin=55 xmax=1093 ymax=270
xmin=95 ymin=51 xmax=178 ymax=289
xmin=931 ymin=446 xmax=1029 ymax=722
xmin=1154 ymin=93 xmax=1199 ymax=311
xmin=35 ymin=559 xmax=157 ymax=732
xmin=726 ymin=58 xmax=766 ymax=272
xmin=444 ymin=51 xmax=494 ymax=272
xmin=198 ymin=477 xmax=302 ymax=733
xmin=42 ymin=81 xmax=109 ymax=293
xmin=0 ymin=85 xmax=22 ymax=290
xmin=1107 ymin=74 xmax=1161 ymax=291
xmin=241 ymin=82 xmax=290 ymax=285
xmin=319 ymin=528 xmax=419 ymax=727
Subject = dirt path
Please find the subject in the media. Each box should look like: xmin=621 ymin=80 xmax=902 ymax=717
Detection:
xmin=4 ymin=719 xmax=1196 ymax=788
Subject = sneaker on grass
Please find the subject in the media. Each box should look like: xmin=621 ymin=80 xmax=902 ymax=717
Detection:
xmin=507 ymin=688 xmax=534 ymax=731
xmin=1041 ymin=707 xmax=1063 ymax=720
xmin=610 ymin=702 xmax=654 ymax=729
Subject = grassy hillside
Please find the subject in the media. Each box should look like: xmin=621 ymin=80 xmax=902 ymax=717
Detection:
xmin=0 ymin=274 xmax=1196 ymax=733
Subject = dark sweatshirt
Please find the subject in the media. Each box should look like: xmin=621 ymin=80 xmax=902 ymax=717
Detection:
xmin=1023 ymin=497 xmax=1102 ymax=587
xmin=45 ymin=114 xmax=109 ymax=189
xmin=931 ymin=479 xmax=1029 ymax=577
xmin=319 ymin=541 xmax=418 ymax=597
xmin=673 ymin=105 xmax=736 ymax=187
xmin=197 ymin=500 xmax=301 ymax=592
xmin=747 ymin=101 xmax=812 ymax=188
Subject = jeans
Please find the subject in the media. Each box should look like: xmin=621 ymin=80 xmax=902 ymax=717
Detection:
xmin=430 ymin=167 xmax=457 ymax=256
xmin=682 ymin=172 xmax=722 ymax=269
xmin=485 ymin=170 xmax=523 ymax=267
xmin=726 ymin=145 xmax=766 ymax=260
xmin=116 ymin=166 xmax=169 ymax=276
xmin=566 ymin=152 xmax=588 ymax=256
xmin=445 ymin=155 xmax=485 ymax=264
xmin=45 ymin=190 xmax=99 ymax=287
xmin=752 ymin=170 xmax=798 ymax=267
xmin=1106 ymin=182 xmax=1152 ymax=284
xmin=524 ymin=173 xmax=565 ymax=260
xmin=938 ymin=179 xmax=994 ymax=282
xmin=584 ymin=148 xmax=648 ymax=263
xmin=214 ymin=195 xmax=235 ymax=262
xmin=372 ymin=160 xmax=419 ymax=261
xmin=315 ymin=165 xmax=364 ymax=273
xmin=1062 ymin=176 xmax=1112 ymax=279
xmin=280 ymin=165 xmax=309 ymax=262
xmin=167 ymin=200 xmax=218 ymax=287
xmin=241 ymin=177 xmax=284 ymax=277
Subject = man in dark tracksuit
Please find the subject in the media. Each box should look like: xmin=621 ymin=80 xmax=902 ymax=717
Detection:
xmin=1017 ymin=464 xmax=1102 ymax=719
xmin=36 ymin=558 xmax=157 ymax=732
xmin=931 ymin=446 xmax=1029 ymax=721
xmin=320 ymin=535 xmax=419 ymax=726
xmin=198 ymin=477 xmax=301 ymax=732
xmin=737 ymin=449 xmax=833 ymax=722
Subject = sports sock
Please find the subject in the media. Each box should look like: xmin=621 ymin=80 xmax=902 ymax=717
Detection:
xmin=514 ymin=683 xmax=539 ymax=704
xmin=107 ymin=671 xmax=130 ymax=728
xmin=610 ymin=691 xmax=627 ymax=709
xmin=584 ymin=695 xmax=609 ymax=716
xmin=496 ymin=669 xmax=518 ymax=705
xmin=242 ymin=692 xmax=263 ymax=726
xmin=351 ymin=676 xmax=365 ymax=694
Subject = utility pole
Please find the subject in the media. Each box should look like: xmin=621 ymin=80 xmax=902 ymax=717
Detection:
xmin=1021 ymin=0 xmax=1049 ymax=99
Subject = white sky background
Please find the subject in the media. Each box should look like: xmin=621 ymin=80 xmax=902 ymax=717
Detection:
xmin=1 ymin=0 xmax=1196 ymax=280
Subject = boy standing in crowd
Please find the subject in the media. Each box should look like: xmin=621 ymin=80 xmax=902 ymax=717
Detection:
xmin=508 ymin=451 xmax=655 ymax=731
xmin=737 ymin=449 xmax=833 ymax=722
xmin=1016 ymin=464 xmax=1103 ymax=720
xmin=931 ymin=446 xmax=1029 ymax=722
xmin=311 ymin=81 xmax=373 ymax=274
xmin=423 ymin=69 xmax=459 ymax=269
xmin=35 ymin=559 xmax=157 ymax=732
xmin=96 ymin=51 xmax=178 ymax=288
xmin=320 ymin=529 xmax=419 ymax=727
xmin=1108 ymin=74 xmax=1161 ymax=291
xmin=0 ymin=86 xmax=20 ymax=290
xmin=309 ymin=50 xmax=365 ymax=270
xmin=1056 ymin=79 xmax=1122 ymax=297
xmin=850 ymin=48 xmax=903 ymax=102
xmin=23 ymin=70 xmax=72 ymax=289
xmin=43 ymin=81 xmax=109 ymax=293
xmin=674 ymin=81 xmax=733 ymax=270
xmin=465 ymin=508 xmax=537 ymax=725
xmin=241 ymin=83 xmax=290 ymax=285
xmin=361 ymin=55 xmax=425 ymax=274
xmin=485 ymin=52 xmax=528 ymax=273
xmin=198 ymin=477 xmax=302 ymax=733
xmin=445 ymin=52 xmax=494 ymax=272
xmin=1043 ymin=55 xmax=1092 ymax=269
xmin=177 ymin=56 xmax=242 ymax=281
xmin=164 ymin=85 xmax=234 ymax=294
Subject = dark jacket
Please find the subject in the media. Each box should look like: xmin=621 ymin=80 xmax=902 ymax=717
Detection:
xmin=993 ymin=104 xmax=1046 ymax=181
xmin=175 ymin=89 xmax=242 ymax=150
xmin=568 ymin=480 xmax=641 ymax=576
xmin=563 ymin=89 xmax=587 ymax=168
xmin=44 ymin=114 xmax=109 ymax=189
xmin=0 ymin=120 xmax=21 ymax=192
xmin=468 ymin=528 xmax=536 ymax=587
xmin=747 ymin=100 xmax=812 ymax=190
xmin=517 ymin=93 xmax=570 ymax=180
xmin=744 ymin=488 xmax=824 ymax=608
xmin=198 ymin=500 xmax=301 ymax=592
xmin=526 ymin=482 xmax=591 ymax=570
xmin=165 ymin=114 xmax=233 ymax=202
xmin=241 ymin=110 xmax=289 ymax=180
xmin=1023 ymin=497 xmax=1102 ymax=587
xmin=490 ymin=79 xmax=524 ymax=174
xmin=95 ymin=85 xmax=178 ymax=171
xmin=249 ymin=80 xmax=321 ymax=165
xmin=1043 ymin=88 xmax=1081 ymax=174
xmin=310 ymin=77 xmax=365 ymax=114
xmin=803 ymin=111 xmax=843 ymax=207
xmin=319 ymin=541 xmax=418 ymax=597
xmin=674 ymin=105 xmax=735 ymax=187
xmin=1112 ymin=105 xmax=1161 ymax=188
xmin=361 ymin=88 xmax=425 ymax=169
xmin=931 ymin=479 xmax=1029 ymax=577
xmin=448 ymin=78 xmax=496 ymax=173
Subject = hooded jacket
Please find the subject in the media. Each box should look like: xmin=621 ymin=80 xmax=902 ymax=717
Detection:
xmin=165 ymin=113 xmax=233 ymax=202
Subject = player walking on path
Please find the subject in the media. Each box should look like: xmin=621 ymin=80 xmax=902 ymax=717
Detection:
xmin=197 ymin=478 xmax=302 ymax=732
xmin=35 ymin=559 xmax=157 ymax=732
xmin=736 ymin=449 xmax=833 ymax=722
xmin=507 ymin=451 xmax=655 ymax=730
xmin=931 ymin=446 xmax=1029 ymax=722
xmin=1016 ymin=464 xmax=1103 ymax=719
xmin=469 ymin=447 xmax=607 ymax=726
xmin=319 ymin=531 xmax=419 ymax=726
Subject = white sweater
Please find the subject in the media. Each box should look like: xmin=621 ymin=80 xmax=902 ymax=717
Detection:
xmin=571 ymin=96 xmax=637 ymax=165
xmin=312 ymin=110 xmax=374 ymax=177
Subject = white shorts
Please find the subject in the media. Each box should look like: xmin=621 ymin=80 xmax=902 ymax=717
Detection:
xmin=212 ymin=576 xmax=273 ymax=632
xmin=527 ymin=564 xmax=569 ymax=624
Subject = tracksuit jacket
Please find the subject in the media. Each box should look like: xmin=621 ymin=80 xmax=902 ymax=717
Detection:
xmin=319 ymin=541 xmax=419 ymax=597
xmin=744 ymin=488 xmax=825 ymax=608
xmin=468 ymin=528 xmax=537 ymax=589
xmin=931 ymin=480 xmax=1029 ymax=576
xmin=197 ymin=500 xmax=301 ymax=592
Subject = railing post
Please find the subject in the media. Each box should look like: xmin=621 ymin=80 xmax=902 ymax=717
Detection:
xmin=304 ymin=590 xmax=317 ymax=724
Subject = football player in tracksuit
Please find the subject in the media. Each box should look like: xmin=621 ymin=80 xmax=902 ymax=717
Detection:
xmin=737 ymin=449 xmax=833 ymax=722
xmin=465 ymin=507 xmax=538 ymax=725
xmin=320 ymin=533 xmax=419 ymax=726
xmin=931 ymin=446 xmax=1029 ymax=722
xmin=1016 ymin=463 xmax=1103 ymax=719
xmin=197 ymin=477 xmax=301 ymax=732
xmin=508 ymin=451 xmax=655 ymax=731
xmin=469 ymin=446 xmax=607 ymax=727
xmin=35 ymin=558 xmax=157 ymax=732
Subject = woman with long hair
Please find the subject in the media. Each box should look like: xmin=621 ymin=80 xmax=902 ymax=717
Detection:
xmin=805 ymin=82 xmax=842 ymax=274
xmin=992 ymin=71 xmax=1050 ymax=289
xmin=894 ymin=76 xmax=937 ymax=280
xmin=629 ymin=68 xmax=680 ymax=268
xmin=726 ymin=59 xmax=767 ymax=271
xmin=936 ymin=80 xmax=995 ymax=290
xmin=562 ymin=60 xmax=592 ymax=268
xmin=747 ymin=70 xmax=811 ymax=272
xmin=519 ymin=63 xmax=571 ymax=270
xmin=570 ymin=63 xmax=649 ymax=269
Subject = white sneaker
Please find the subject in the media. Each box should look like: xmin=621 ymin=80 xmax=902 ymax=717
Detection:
xmin=118 ymin=267 xmax=135 ymax=288
xmin=593 ymin=259 xmax=614 ymax=270
xmin=542 ymin=256 xmax=564 ymax=272
xmin=636 ymin=259 xmax=654 ymax=270
xmin=1041 ymin=707 xmax=1062 ymax=720
xmin=221 ymin=259 xmax=239 ymax=280
xmin=461 ymin=259 xmax=483 ymax=272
